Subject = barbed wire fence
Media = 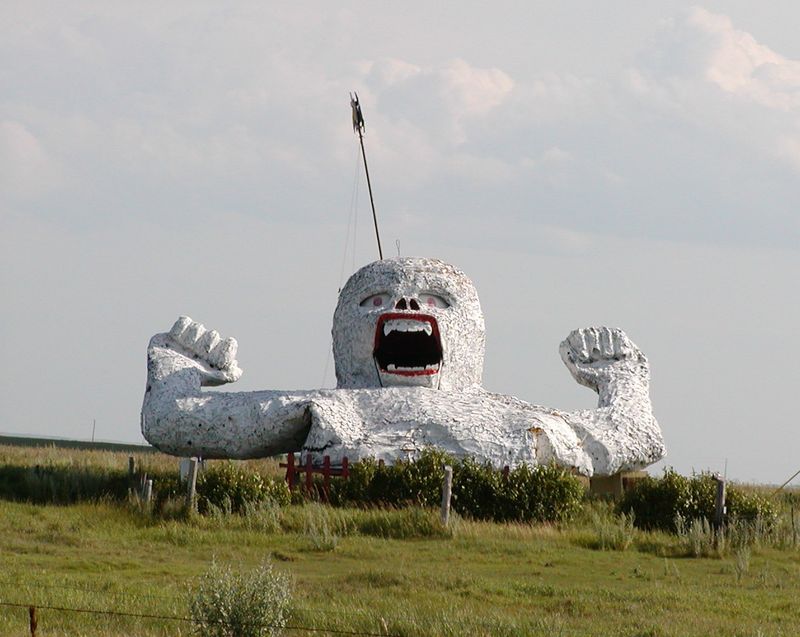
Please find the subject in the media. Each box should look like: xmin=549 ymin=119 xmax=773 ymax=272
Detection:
xmin=0 ymin=572 xmax=539 ymax=635
xmin=0 ymin=600 xmax=394 ymax=637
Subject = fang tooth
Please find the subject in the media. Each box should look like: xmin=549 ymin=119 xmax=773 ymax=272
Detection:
xmin=387 ymin=364 xmax=397 ymax=371
xmin=382 ymin=318 xmax=434 ymax=335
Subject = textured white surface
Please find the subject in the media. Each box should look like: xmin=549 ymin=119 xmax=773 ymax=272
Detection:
xmin=332 ymin=258 xmax=484 ymax=390
xmin=141 ymin=257 xmax=665 ymax=476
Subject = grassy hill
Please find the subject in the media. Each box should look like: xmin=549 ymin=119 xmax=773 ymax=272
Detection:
xmin=0 ymin=444 xmax=797 ymax=636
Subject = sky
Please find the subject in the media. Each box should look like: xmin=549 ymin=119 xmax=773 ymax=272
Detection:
xmin=1 ymin=1 xmax=798 ymax=484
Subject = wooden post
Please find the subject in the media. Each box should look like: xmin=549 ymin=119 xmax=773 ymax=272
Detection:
xmin=144 ymin=479 xmax=153 ymax=503
xmin=186 ymin=457 xmax=199 ymax=511
xmin=29 ymin=605 xmax=37 ymax=637
xmin=305 ymin=454 xmax=314 ymax=494
xmin=286 ymin=452 xmax=296 ymax=490
xmin=128 ymin=456 xmax=135 ymax=479
xmin=441 ymin=465 xmax=453 ymax=526
xmin=140 ymin=472 xmax=147 ymax=499
xmin=502 ymin=465 xmax=510 ymax=481
xmin=713 ymin=475 xmax=726 ymax=530
xmin=322 ymin=455 xmax=331 ymax=502
xmin=342 ymin=457 xmax=349 ymax=480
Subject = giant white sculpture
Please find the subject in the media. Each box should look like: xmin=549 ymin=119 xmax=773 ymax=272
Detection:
xmin=142 ymin=257 xmax=665 ymax=476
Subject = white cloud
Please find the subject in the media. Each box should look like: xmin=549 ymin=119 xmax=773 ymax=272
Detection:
xmin=361 ymin=57 xmax=513 ymax=145
xmin=629 ymin=7 xmax=800 ymax=172
xmin=439 ymin=58 xmax=514 ymax=117
xmin=0 ymin=120 xmax=60 ymax=197
xmin=365 ymin=58 xmax=422 ymax=86
xmin=689 ymin=7 xmax=800 ymax=111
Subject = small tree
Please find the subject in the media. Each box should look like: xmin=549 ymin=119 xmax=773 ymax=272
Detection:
xmin=189 ymin=561 xmax=292 ymax=637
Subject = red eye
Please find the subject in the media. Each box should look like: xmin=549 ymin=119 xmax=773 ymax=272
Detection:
xmin=360 ymin=293 xmax=389 ymax=309
xmin=419 ymin=293 xmax=449 ymax=309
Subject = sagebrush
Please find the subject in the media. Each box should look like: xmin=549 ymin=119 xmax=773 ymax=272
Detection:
xmin=189 ymin=561 xmax=292 ymax=637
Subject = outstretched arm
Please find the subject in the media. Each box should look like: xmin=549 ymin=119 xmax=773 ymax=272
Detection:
xmin=558 ymin=327 xmax=666 ymax=476
xmin=142 ymin=317 xmax=313 ymax=458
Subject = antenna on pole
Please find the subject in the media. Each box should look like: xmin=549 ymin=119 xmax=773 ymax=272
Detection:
xmin=350 ymin=92 xmax=383 ymax=260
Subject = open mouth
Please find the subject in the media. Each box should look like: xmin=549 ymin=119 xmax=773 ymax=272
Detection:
xmin=373 ymin=312 xmax=443 ymax=376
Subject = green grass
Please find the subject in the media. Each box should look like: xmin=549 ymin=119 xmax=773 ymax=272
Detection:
xmin=0 ymin=499 xmax=798 ymax=636
xmin=0 ymin=445 xmax=798 ymax=636
xmin=0 ymin=444 xmax=283 ymax=478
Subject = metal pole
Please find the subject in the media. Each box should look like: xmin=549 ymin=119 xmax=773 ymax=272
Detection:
xmin=770 ymin=468 xmax=800 ymax=498
xmin=351 ymin=92 xmax=383 ymax=260
xmin=357 ymin=128 xmax=383 ymax=260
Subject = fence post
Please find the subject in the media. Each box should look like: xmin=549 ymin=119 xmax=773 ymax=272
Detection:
xmin=144 ymin=479 xmax=153 ymax=504
xmin=305 ymin=454 xmax=314 ymax=494
xmin=342 ymin=457 xmax=349 ymax=480
xmin=286 ymin=452 xmax=296 ymax=490
xmin=128 ymin=456 xmax=135 ymax=479
xmin=713 ymin=475 xmax=726 ymax=530
xmin=441 ymin=465 xmax=453 ymax=526
xmin=322 ymin=456 xmax=331 ymax=502
xmin=186 ymin=458 xmax=199 ymax=512
xmin=29 ymin=605 xmax=37 ymax=637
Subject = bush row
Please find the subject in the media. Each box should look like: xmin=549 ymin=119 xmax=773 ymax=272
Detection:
xmin=618 ymin=469 xmax=777 ymax=531
xmin=0 ymin=461 xmax=290 ymax=513
xmin=330 ymin=449 xmax=584 ymax=523
xmin=0 ymin=464 xmax=135 ymax=503
xmin=2 ymin=452 xmax=780 ymax=535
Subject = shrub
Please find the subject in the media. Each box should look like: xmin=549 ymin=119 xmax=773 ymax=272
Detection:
xmin=506 ymin=462 xmax=584 ymax=523
xmin=197 ymin=462 xmax=290 ymax=514
xmin=330 ymin=449 xmax=583 ymax=524
xmin=450 ymin=457 xmax=505 ymax=520
xmin=619 ymin=469 xmax=778 ymax=532
xmin=188 ymin=560 xmax=292 ymax=637
xmin=726 ymin=488 xmax=776 ymax=523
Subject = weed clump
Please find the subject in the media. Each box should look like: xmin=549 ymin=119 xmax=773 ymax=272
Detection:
xmin=188 ymin=560 xmax=292 ymax=637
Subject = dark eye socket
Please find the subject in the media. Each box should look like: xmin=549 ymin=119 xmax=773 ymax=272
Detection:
xmin=419 ymin=293 xmax=449 ymax=309
xmin=360 ymin=293 xmax=390 ymax=308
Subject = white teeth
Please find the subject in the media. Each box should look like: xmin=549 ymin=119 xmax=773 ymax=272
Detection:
xmin=383 ymin=319 xmax=433 ymax=336
xmin=383 ymin=363 xmax=439 ymax=373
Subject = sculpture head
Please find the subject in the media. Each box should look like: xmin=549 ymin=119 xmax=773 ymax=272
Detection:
xmin=333 ymin=257 xmax=485 ymax=390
